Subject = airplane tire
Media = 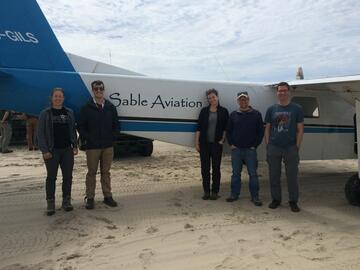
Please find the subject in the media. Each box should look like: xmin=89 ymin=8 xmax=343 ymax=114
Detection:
xmin=345 ymin=174 xmax=360 ymax=206
xmin=141 ymin=141 xmax=153 ymax=157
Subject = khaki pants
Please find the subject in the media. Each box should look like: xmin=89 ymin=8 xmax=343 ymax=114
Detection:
xmin=26 ymin=117 xmax=38 ymax=149
xmin=85 ymin=147 xmax=114 ymax=199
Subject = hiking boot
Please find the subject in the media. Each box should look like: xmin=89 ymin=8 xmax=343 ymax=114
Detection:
xmin=251 ymin=197 xmax=263 ymax=207
xmin=289 ymin=201 xmax=300 ymax=212
xmin=85 ymin=197 xmax=94 ymax=210
xmin=268 ymin=200 xmax=281 ymax=209
xmin=46 ymin=199 xmax=55 ymax=216
xmin=62 ymin=196 xmax=74 ymax=212
xmin=210 ymin=192 xmax=220 ymax=200
xmin=103 ymin=196 xmax=118 ymax=207
xmin=226 ymin=195 xmax=239 ymax=202
xmin=202 ymin=192 xmax=210 ymax=200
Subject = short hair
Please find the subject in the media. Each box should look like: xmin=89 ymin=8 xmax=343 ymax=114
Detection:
xmin=205 ymin=88 xmax=218 ymax=97
xmin=276 ymin=81 xmax=291 ymax=91
xmin=91 ymin=80 xmax=105 ymax=89
xmin=51 ymin=87 xmax=64 ymax=97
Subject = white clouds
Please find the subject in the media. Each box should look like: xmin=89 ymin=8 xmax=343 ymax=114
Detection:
xmin=37 ymin=0 xmax=360 ymax=82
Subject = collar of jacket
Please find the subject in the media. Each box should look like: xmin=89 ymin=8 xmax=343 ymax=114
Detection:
xmin=87 ymin=98 xmax=112 ymax=109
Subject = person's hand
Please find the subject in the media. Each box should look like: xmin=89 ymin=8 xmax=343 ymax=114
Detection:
xmin=73 ymin=148 xmax=78 ymax=156
xmin=218 ymin=140 xmax=224 ymax=145
xmin=230 ymin=145 xmax=237 ymax=150
xmin=43 ymin=152 xmax=52 ymax=160
xmin=195 ymin=143 xmax=200 ymax=153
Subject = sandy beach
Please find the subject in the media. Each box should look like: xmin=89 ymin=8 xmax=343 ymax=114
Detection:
xmin=0 ymin=141 xmax=360 ymax=270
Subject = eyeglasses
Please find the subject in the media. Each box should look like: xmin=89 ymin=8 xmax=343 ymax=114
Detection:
xmin=93 ymin=86 xmax=104 ymax=92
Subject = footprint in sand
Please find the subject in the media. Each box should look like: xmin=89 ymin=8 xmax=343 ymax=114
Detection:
xmin=65 ymin=253 xmax=83 ymax=260
xmin=138 ymin=248 xmax=155 ymax=269
xmin=94 ymin=216 xmax=118 ymax=230
xmin=146 ymin=226 xmax=159 ymax=234
xmin=91 ymin=243 xmax=103 ymax=249
xmin=198 ymin=235 xmax=208 ymax=246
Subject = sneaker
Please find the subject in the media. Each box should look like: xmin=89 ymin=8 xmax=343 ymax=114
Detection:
xmin=2 ymin=149 xmax=13 ymax=154
xmin=251 ymin=197 xmax=263 ymax=207
xmin=62 ymin=196 xmax=74 ymax=212
xmin=85 ymin=197 xmax=94 ymax=210
xmin=289 ymin=201 xmax=300 ymax=212
xmin=268 ymin=200 xmax=281 ymax=209
xmin=103 ymin=196 xmax=118 ymax=207
xmin=210 ymin=192 xmax=220 ymax=200
xmin=46 ymin=199 xmax=55 ymax=216
xmin=226 ymin=195 xmax=238 ymax=202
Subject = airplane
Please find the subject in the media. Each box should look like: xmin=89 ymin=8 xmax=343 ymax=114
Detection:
xmin=0 ymin=0 xmax=359 ymax=205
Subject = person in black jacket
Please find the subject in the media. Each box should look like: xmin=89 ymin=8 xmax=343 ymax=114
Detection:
xmin=226 ymin=91 xmax=264 ymax=206
xmin=78 ymin=80 xmax=119 ymax=209
xmin=195 ymin=89 xmax=229 ymax=200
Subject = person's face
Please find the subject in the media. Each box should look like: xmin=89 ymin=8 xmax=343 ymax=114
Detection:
xmin=277 ymin=85 xmax=290 ymax=102
xmin=207 ymin=93 xmax=219 ymax=106
xmin=238 ymin=96 xmax=249 ymax=110
xmin=92 ymin=84 xmax=105 ymax=99
xmin=51 ymin=90 xmax=64 ymax=107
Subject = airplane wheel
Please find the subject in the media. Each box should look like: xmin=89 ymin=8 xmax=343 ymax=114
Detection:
xmin=345 ymin=174 xmax=360 ymax=206
xmin=141 ymin=141 xmax=153 ymax=157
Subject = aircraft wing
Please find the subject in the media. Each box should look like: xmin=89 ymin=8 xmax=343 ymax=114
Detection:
xmin=265 ymin=75 xmax=360 ymax=105
xmin=287 ymin=75 xmax=360 ymax=95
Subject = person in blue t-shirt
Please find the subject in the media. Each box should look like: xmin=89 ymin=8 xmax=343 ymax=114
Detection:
xmin=264 ymin=82 xmax=304 ymax=212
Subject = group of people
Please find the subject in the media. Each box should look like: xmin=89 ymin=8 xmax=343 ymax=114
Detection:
xmin=3 ymin=79 xmax=304 ymax=216
xmin=0 ymin=111 xmax=39 ymax=153
xmin=37 ymin=80 xmax=119 ymax=216
xmin=196 ymin=82 xmax=304 ymax=213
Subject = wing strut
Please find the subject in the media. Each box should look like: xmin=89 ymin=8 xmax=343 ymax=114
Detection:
xmin=345 ymin=99 xmax=360 ymax=206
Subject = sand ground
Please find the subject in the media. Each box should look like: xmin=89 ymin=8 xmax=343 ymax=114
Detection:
xmin=0 ymin=141 xmax=360 ymax=270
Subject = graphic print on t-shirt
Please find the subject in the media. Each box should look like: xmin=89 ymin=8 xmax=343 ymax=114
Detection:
xmin=53 ymin=113 xmax=68 ymax=124
xmin=274 ymin=111 xmax=291 ymax=133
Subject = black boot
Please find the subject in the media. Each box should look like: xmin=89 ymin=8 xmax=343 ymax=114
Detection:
xmin=85 ymin=197 xmax=95 ymax=209
xmin=47 ymin=199 xmax=55 ymax=216
xmin=103 ymin=196 xmax=118 ymax=207
xmin=62 ymin=196 xmax=74 ymax=212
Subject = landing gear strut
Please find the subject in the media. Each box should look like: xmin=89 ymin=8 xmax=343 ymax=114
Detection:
xmin=347 ymin=99 xmax=360 ymax=206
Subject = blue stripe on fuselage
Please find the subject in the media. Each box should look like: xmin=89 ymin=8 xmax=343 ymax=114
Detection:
xmin=121 ymin=120 xmax=355 ymax=134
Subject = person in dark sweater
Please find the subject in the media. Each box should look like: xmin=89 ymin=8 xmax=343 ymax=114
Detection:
xmin=226 ymin=91 xmax=264 ymax=206
xmin=78 ymin=80 xmax=119 ymax=209
xmin=195 ymin=89 xmax=229 ymax=200
xmin=37 ymin=88 xmax=78 ymax=216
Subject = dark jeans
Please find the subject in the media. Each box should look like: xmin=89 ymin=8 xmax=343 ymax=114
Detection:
xmin=230 ymin=148 xmax=259 ymax=199
xmin=200 ymin=142 xmax=223 ymax=194
xmin=266 ymin=144 xmax=300 ymax=203
xmin=44 ymin=147 xmax=74 ymax=200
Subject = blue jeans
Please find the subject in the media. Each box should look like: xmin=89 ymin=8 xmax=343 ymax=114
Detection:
xmin=230 ymin=148 xmax=259 ymax=199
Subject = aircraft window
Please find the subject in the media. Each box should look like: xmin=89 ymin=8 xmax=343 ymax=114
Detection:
xmin=291 ymin=96 xmax=319 ymax=118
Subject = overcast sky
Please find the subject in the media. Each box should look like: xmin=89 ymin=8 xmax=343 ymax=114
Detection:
xmin=38 ymin=0 xmax=360 ymax=83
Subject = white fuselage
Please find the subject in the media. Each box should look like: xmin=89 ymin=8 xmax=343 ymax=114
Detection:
xmin=77 ymin=72 xmax=355 ymax=161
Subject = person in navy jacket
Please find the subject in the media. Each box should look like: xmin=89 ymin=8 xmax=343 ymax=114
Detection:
xmin=226 ymin=91 xmax=264 ymax=206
